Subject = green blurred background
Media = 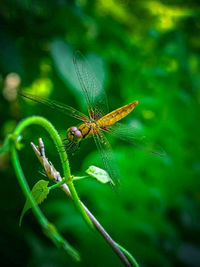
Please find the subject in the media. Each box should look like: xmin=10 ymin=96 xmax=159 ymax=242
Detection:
xmin=0 ymin=0 xmax=200 ymax=266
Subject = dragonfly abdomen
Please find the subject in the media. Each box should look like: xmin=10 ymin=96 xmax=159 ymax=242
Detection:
xmin=97 ymin=100 xmax=138 ymax=127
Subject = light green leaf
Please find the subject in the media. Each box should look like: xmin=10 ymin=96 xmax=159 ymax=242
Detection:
xmin=19 ymin=180 xmax=49 ymax=226
xmin=0 ymin=139 xmax=9 ymax=154
xmin=86 ymin=165 xmax=115 ymax=186
xmin=0 ymin=134 xmax=24 ymax=154
xmin=0 ymin=134 xmax=11 ymax=154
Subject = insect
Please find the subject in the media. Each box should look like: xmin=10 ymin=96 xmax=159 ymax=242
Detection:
xmin=19 ymin=51 xmax=163 ymax=185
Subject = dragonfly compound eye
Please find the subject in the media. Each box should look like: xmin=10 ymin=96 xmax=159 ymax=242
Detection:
xmin=70 ymin=126 xmax=78 ymax=132
xmin=74 ymin=130 xmax=82 ymax=138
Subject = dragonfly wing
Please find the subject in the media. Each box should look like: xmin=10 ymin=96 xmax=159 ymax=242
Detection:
xmin=93 ymin=130 xmax=120 ymax=185
xmin=103 ymin=122 xmax=165 ymax=156
xmin=73 ymin=51 xmax=109 ymax=119
xmin=19 ymin=91 xmax=89 ymax=122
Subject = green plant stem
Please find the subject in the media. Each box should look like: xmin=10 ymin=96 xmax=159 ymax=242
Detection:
xmin=13 ymin=116 xmax=93 ymax=228
xmin=73 ymin=176 xmax=88 ymax=181
xmin=10 ymin=140 xmax=47 ymax=227
xmin=116 ymin=242 xmax=139 ymax=267
xmin=49 ymin=179 xmax=66 ymax=190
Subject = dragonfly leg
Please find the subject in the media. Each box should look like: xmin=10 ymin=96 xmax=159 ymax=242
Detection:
xmin=66 ymin=142 xmax=76 ymax=151
xmin=57 ymin=141 xmax=73 ymax=153
xmin=71 ymin=142 xmax=81 ymax=156
xmin=56 ymin=144 xmax=67 ymax=153
xmin=61 ymin=140 xmax=81 ymax=156
xmin=78 ymin=141 xmax=81 ymax=149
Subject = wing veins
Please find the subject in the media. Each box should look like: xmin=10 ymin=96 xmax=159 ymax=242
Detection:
xmin=73 ymin=52 xmax=95 ymax=118
xmin=101 ymin=123 xmax=165 ymax=156
xmin=19 ymin=92 xmax=88 ymax=122
xmin=93 ymin=130 xmax=120 ymax=184
xmin=73 ymin=51 xmax=109 ymax=120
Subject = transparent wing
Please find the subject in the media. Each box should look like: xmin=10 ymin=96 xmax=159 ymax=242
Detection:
xmin=73 ymin=51 xmax=109 ymax=120
xmin=19 ymin=91 xmax=89 ymax=122
xmin=93 ymin=130 xmax=121 ymax=185
xmin=103 ymin=122 xmax=165 ymax=156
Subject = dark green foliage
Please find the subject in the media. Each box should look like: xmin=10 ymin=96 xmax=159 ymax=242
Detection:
xmin=0 ymin=1 xmax=200 ymax=266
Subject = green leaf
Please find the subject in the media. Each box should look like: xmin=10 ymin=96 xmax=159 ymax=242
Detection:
xmin=19 ymin=180 xmax=49 ymax=226
xmin=0 ymin=134 xmax=24 ymax=154
xmin=86 ymin=165 xmax=115 ymax=186
xmin=0 ymin=134 xmax=11 ymax=154
xmin=14 ymin=135 xmax=24 ymax=150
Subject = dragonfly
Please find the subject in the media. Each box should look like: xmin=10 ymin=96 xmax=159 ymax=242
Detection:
xmin=19 ymin=51 xmax=163 ymax=185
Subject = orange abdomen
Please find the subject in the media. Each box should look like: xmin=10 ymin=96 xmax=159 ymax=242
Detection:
xmin=97 ymin=100 xmax=138 ymax=128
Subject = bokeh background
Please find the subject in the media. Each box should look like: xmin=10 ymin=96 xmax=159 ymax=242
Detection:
xmin=0 ymin=1 xmax=200 ymax=266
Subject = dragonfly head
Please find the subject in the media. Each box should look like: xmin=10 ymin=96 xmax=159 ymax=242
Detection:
xmin=67 ymin=126 xmax=82 ymax=143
